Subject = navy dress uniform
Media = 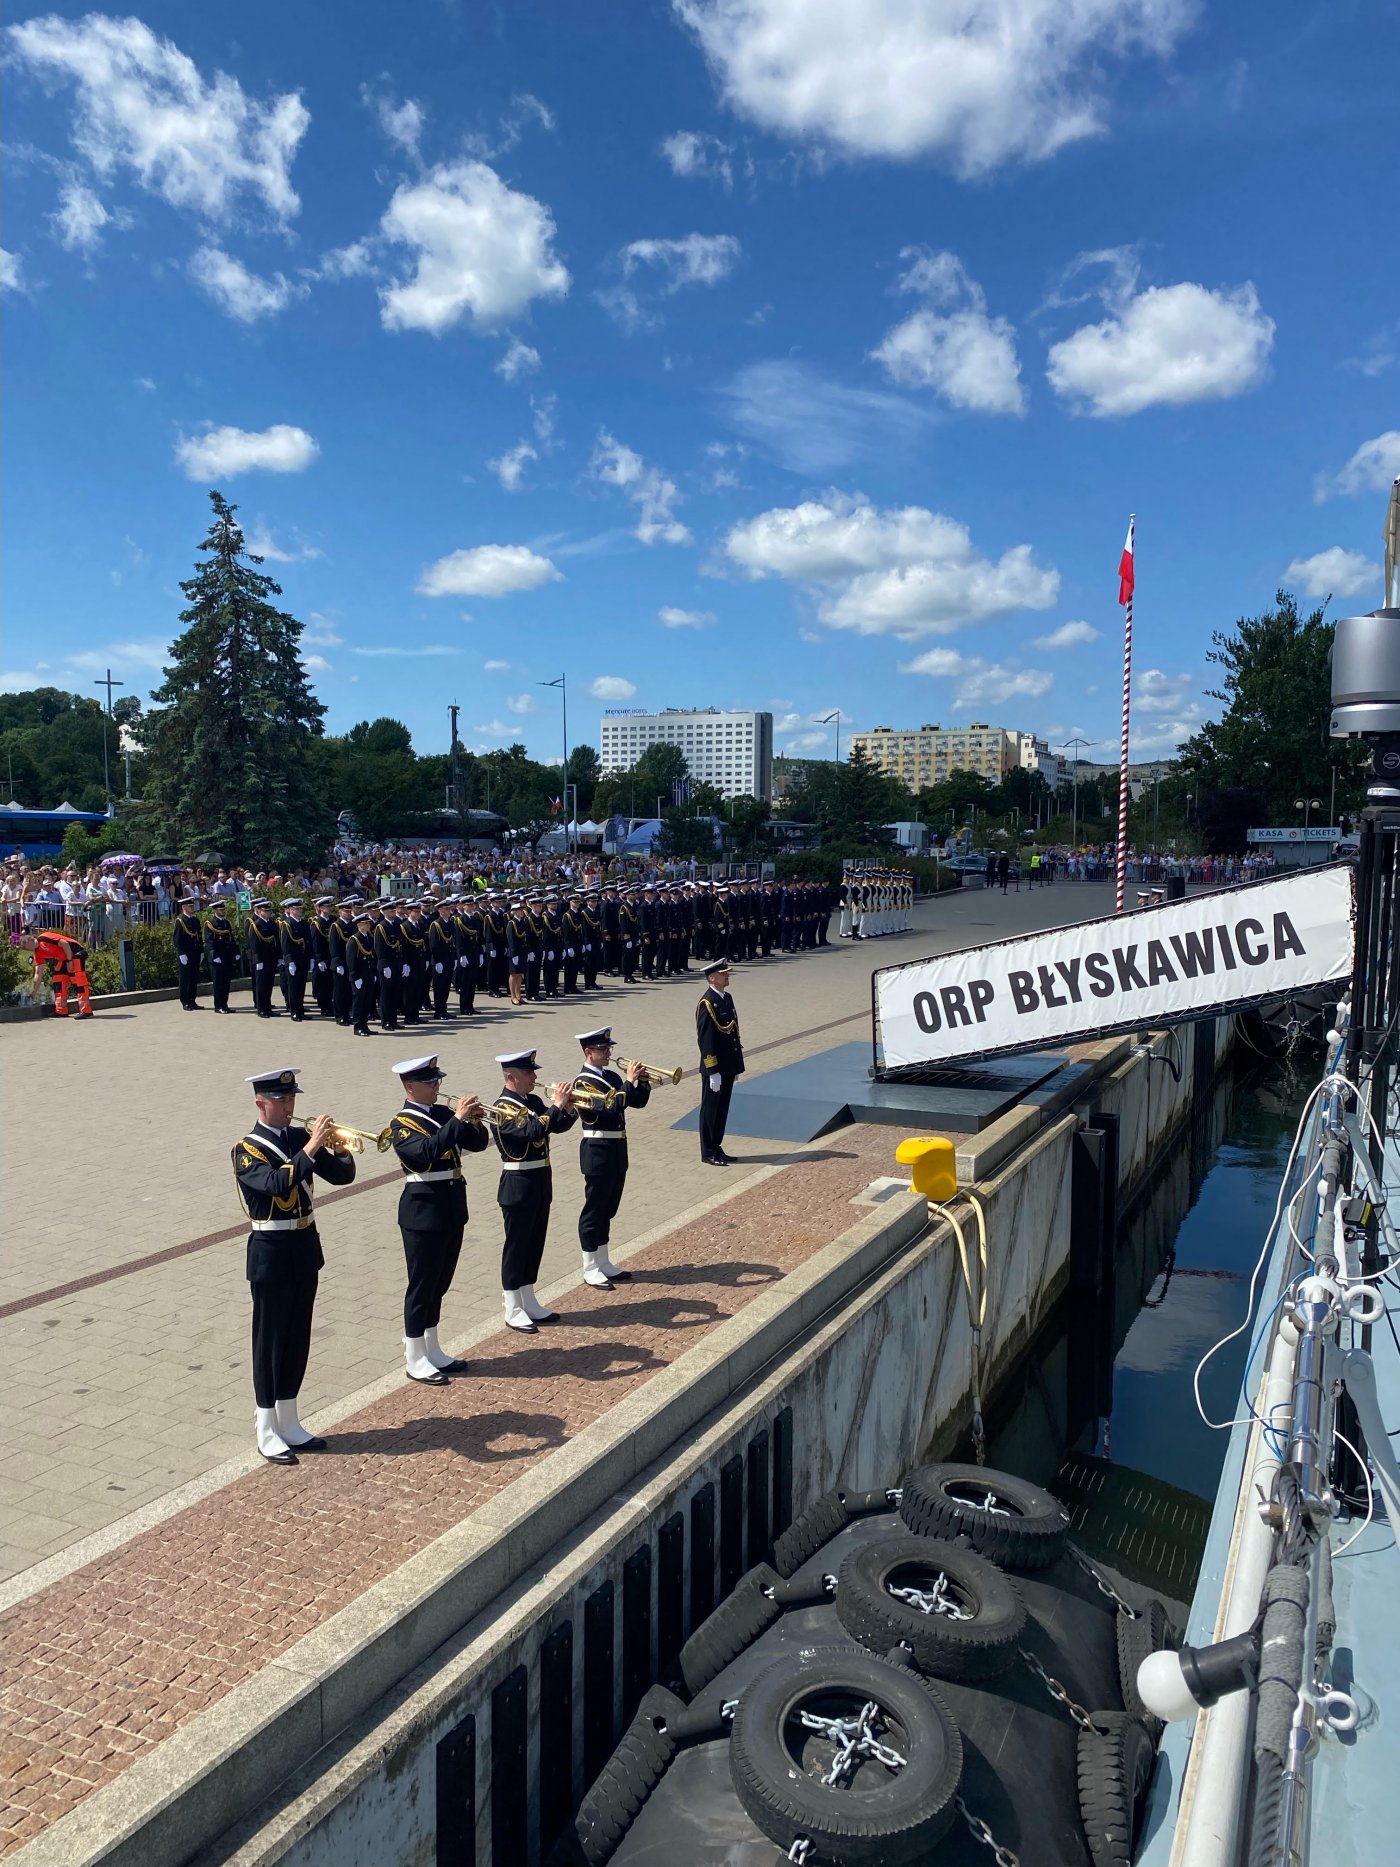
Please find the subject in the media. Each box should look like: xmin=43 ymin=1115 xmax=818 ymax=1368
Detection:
xmin=490 ymin=1049 xmax=578 ymax=1332
xmin=374 ymin=904 xmax=403 ymax=1030
xmin=233 ymin=1068 xmax=356 ymax=1463
xmin=348 ymin=910 xmax=377 ymax=1036
xmin=428 ymin=902 xmax=457 ymax=1019
xmin=174 ymin=895 xmax=204 ymax=1009
xmin=573 ymin=1028 xmax=650 ymax=1288
xmin=387 ymin=1057 xmax=490 ymax=1383
xmin=246 ymin=900 xmax=281 ymax=1016
xmin=204 ymin=902 xmax=239 ymax=1012
xmin=279 ymin=901 xmax=311 ymax=1020
xmin=401 ymin=903 xmax=429 ymax=1023
xmin=311 ymin=897 xmax=336 ymax=1018
xmin=696 ymin=959 xmax=744 ymax=1165
xmin=329 ymin=900 xmax=356 ymax=1025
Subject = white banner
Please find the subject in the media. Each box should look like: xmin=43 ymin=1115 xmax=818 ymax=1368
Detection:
xmin=874 ymin=865 xmax=1354 ymax=1072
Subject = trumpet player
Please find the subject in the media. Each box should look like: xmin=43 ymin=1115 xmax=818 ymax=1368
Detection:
xmin=574 ymin=1028 xmax=650 ymax=1289
xmin=387 ymin=1057 xmax=490 ymax=1384
xmin=233 ymin=1067 xmax=356 ymax=1465
xmin=491 ymin=1049 xmax=578 ymax=1333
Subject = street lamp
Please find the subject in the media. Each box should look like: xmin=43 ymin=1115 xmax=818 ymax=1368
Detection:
xmin=539 ymin=674 xmax=569 ymax=850
xmin=1294 ymin=796 xmax=1323 ymax=865
xmin=817 ymin=710 xmax=841 ymax=764
xmin=1058 ymin=737 xmax=1098 ymax=852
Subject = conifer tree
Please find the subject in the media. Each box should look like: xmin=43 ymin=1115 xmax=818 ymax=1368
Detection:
xmin=138 ymin=492 xmax=331 ymax=865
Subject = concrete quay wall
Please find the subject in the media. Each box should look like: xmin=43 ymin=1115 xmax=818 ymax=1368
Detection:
xmin=188 ymin=1021 xmax=1226 ymax=1867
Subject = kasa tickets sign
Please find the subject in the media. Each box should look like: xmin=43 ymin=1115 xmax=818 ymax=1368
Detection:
xmin=873 ymin=865 xmax=1354 ymax=1073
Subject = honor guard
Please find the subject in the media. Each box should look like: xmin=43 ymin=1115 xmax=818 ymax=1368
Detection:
xmin=329 ymin=898 xmax=356 ymax=1025
xmin=374 ymin=899 xmax=403 ymax=1029
xmin=204 ymin=898 xmax=239 ymax=1012
xmin=279 ymin=898 xmax=311 ymax=1020
xmin=311 ymin=897 xmax=336 ymax=1019
xmin=386 ymin=1057 xmax=490 ymax=1383
xmin=561 ymin=892 xmax=582 ymax=996
xmin=246 ymin=898 xmax=281 ymax=1016
xmin=174 ymin=893 xmax=204 ymax=1009
xmin=490 ymin=1049 xmax=578 ymax=1332
xmin=696 ymin=958 xmax=744 ymax=1166
xmin=580 ymin=889 xmax=602 ymax=990
xmin=348 ymin=908 xmax=377 ymax=1035
xmin=573 ymin=1027 xmax=650 ymax=1288
xmin=233 ymin=1068 xmax=355 ymax=1464
xmin=428 ymin=899 xmax=457 ymax=1019
xmin=485 ymin=893 xmax=509 ymax=997
xmin=401 ymin=901 xmax=428 ymax=1023
xmin=454 ymin=896 xmax=482 ymax=1015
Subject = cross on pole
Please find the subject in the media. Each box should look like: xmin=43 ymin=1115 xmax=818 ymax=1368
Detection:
xmin=94 ymin=668 xmax=124 ymax=801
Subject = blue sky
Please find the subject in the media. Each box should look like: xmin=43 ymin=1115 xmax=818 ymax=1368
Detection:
xmin=2 ymin=2 xmax=1396 ymax=772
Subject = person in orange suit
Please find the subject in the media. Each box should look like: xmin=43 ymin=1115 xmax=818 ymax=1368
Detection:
xmin=20 ymin=930 xmax=95 ymax=1017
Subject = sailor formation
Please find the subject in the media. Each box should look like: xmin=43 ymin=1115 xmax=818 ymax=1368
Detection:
xmin=177 ymin=877 xmax=860 ymax=1029
xmin=232 ymin=958 xmax=748 ymax=1465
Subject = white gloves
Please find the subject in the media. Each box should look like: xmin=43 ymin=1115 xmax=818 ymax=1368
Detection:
xmin=287 ymin=962 xmax=297 ymax=975
xmin=255 ymin=962 xmax=264 ymax=972
xmin=434 ymin=962 xmax=444 ymax=974
xmin=178 ymin=954 xmax=188 ymax=965
xmin=401 ymin=964 xmax=411 ymax=978
xmin=354 ymin=977 xmax=363 ymax=989
xmin=383 ymin=966 xmax=392 ymax=978
xmin=708 ymin=1073 xmax=722 ymax=1092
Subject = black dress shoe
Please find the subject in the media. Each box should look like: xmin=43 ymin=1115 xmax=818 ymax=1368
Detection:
xmin=406 ymin=1367 xmax=449 ymax=1385
xmin=260 ymin=1446 xmax=298 ymax=1465
xmin=716 ymin=1149 xmax=736 ymax=1165
xmin=605 ymin=1268 xmax=633 ymax=1282
xmin=287 ymin=1434 xmax=328 ymax=1452
xmin=438 ymin=1357 xmax=470 ymax=1374
xmin=703 ymin=1152 xmax=727 ymax=1166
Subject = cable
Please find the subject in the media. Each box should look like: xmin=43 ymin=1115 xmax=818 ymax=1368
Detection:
xmin=1332 ymin=1427 xmax=1375 ymax=1557
xmin=1193 ymin=1080 xmax=1327 ymax=1431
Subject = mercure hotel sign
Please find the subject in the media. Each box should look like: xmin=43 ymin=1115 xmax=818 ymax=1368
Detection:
xmin=873 ymin=865 xmax=1354 ymax=1072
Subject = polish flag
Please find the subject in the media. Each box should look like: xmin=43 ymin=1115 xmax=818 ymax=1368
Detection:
xmin=1118 ymin=518 xmax=1135 ymax=606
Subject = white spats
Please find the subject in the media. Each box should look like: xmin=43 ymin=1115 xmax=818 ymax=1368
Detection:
xmin=519 ymin=1285 xmax=557 ymax=1323
xmin=255 ymin=1406 xmax=292 ymax=1461
xmin=582 ymin=1251 xmax=614 ymax=1289
xmin=404 ymin=1335 xmax=446 ymax=1381
xmin=423 ymin=1325 xmax=457 ymax=1370
xmin=274 ymin=1396 xmax=315 ymax=1447
xmin=503 ymin=1289 xmax=537 ymax=1333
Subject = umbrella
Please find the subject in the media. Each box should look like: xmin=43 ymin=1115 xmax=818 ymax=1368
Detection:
xmin=193 ymin=851 xmax=225 ymax=867
xmin=99 ymin=852 xmax=143 ymax=869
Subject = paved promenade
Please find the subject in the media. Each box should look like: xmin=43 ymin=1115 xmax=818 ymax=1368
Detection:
xmin=0 ymin=878 xmax=1124 ymax=1856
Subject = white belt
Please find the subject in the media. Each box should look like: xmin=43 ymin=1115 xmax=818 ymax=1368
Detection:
xmin=404 ymin=1170 xmax=460 ymax=1184
xmin=581 ymin=1129 xmax=627 ymax=1140
xmin=500 ymin=1158 xmax=550 ymax=1172
xmin=250 ymin=1217 xmax=314 ymax=1232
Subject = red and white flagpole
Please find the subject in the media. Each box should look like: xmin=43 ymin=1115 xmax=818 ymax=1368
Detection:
xmin=1114 ymin=515 xmax=1136 ymax=914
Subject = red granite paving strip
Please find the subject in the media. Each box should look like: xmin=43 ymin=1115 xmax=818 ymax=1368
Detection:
xmin=0 ymin=1128 xmax=901 ymax=1852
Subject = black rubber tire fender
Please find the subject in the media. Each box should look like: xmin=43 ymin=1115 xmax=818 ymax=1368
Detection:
xmin=898 ymin=1463 xmax=1070 ymax=1571
xmin=1115 ymin=1599 xmax=1179 ymax=1722
xmin=1076 ymin=1710 xmax=1157 ymax=1867
xmin=675 ymin=1562 xmax=782 ymax=1699
xmin=728 ymin=1645 xmax=963 ymax=1867
xmin=835 ymin=1534 xmax=1026 ymax=1681
xmin=574 ymin=1684 xmax=684 ymax=1866
xmin=772 ymin=1489 xmax=852 ymax=1579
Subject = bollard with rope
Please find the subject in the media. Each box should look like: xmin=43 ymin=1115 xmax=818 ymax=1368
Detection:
xmin=896 ymin=1136 xmax=992 ymax=1462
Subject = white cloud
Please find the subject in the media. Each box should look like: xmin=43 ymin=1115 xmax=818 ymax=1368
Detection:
xmin=302 ymin=619 xmax=342 ymax=647
xmin=6 ymin=13 xmax=309 ymax=222
xmin=483 ymin=658 xmax=511 ymax=671
xmin=659 ymin=606 xmax=716 ymax=629
xmin=475 ymin=718 xmax=517 ymax=736
xmin=672 ymin=0 xmax=1196 ymax=177
xmin=1282 ymin=547 xmax=1377 ymax=600
xmin=65 ymin=638 xmax=169 ymax=673
xmin=871 ymin=249 xmax=1025 ymax=415
xmin=377 ymin=160 xmax=569 ymax=335
xmin=301 ymin=653 xmax=332 ymax=674
xmin=506 ymin=692 xmax=540 ymax=713
xmin=0 ymin=248 xmax=26 ymax=293
xmin=1032 ymin=619 xmax=1100 ymax=650
xmin=591 ymin=432 xmax=692 ymax=545
xmin=622 ymin=232 xmax=740 ymax=291
xmin=1134 ymin=668 xmax=1198 ymax=715
xmin=135 ymin=374 xmax=155 ymax=390
xmin=590 ymin=675 xmax=638 ymax=701
xmin=245 ymin=522 xmax=322 ymax=563
xmin=721 ymin=490 xmax=1059 ymax=639
xmin=530 ymin=394 xmax=556 ymax=445
xmin=488 ymin=440 xmax=538 ymax=492
xmin=899 ymin=646 xmax=1053 ymax=708
xmin=189 ymin=245 xmax=301 ymax=322
xmin=660 ymin=129 xmax=734 ymax=188
xmin=496 ymin=336 xmax=541 ymax=380
xmin=351 ymin=644 xmax=459 ymax=658
xmin=364 ymin=85 xmax=425 ymax=157
xmin=1046 ymin=255 xmax=1274 ymax=417
xmin=416 ymin=543 xmax=562 ymax=597
xmin=1314 ymin=431 xmax=1400 ymax=503
xmin=175 ymin=422 xmax=318 ymax=479
xmin=315 ymin=239 xmax=375 ymax=281
xmin=51 ymin=180 xmax=117 ymax=253
xmin=720 ymin=359 xmax=928 ymax=472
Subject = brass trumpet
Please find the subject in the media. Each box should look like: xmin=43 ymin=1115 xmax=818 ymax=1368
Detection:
xmin=331 ymin=1123 xmax=394 ymax=1155
xmin=617 ymin=1058 xmax=684 ymax=1086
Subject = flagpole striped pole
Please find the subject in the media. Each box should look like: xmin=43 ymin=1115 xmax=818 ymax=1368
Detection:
xmin=1114 ymin=514 xmax=1136 ymax=914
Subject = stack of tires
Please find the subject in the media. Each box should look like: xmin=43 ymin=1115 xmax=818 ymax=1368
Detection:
xmin=556 ymin=1465 xmax=1176 ymax=1867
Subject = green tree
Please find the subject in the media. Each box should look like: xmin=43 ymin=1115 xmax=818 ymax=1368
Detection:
xmin=656 ymin=812 xmax=721 ymax=860
xmin=0 ymin=687 xmax=131 ymax=810
xmin=782 ymin=749 xmax=909 ymax=843
xmin=566 ymin=743 xmax=601 ymax=815
xmin=322 ymin=717 xmax=434 ymax=840
xmin=135 ymin=492 xmax=332 ymax=866
xmin=1179 ymin=590 xmax=1368 ymax=821
xmin=593 ymin=743 xmax=691 ymax=820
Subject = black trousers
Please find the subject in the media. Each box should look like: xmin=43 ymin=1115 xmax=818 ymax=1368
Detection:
xmin=525 ymin=950 xmax=542 ymax=999
xmin=621 ymin=938 xmax=637 ymax=982
xmin=582 ymin=944 xmax=599 ymax=988
xmin=251 ymin=959 xmax=276 ymax=1014
xmin=333 ymin=965 xmax=353 ymax=1023
xmin=177 ymin=954 xmax=199 ymax=1007
xmin=313 ymin=961 xmax=334 ymax=1016
xmin=402 ymin=1221 xmax=465 ymax=1334
xmin=209 ymin=955 xmax=231 ymax=1011
xmin=351 ymin=969 xmax=375 ymax=1033
xmin=432 ymin=961 xmax=452 ymax=1018
xmin=699 ymin=1074 xmax=736 ymax=1158
xmin=402 ymin=963 xmax=425 ymax=1023
xmin=282 ymin=960 xmax=307 ymax=1018
xmin=378 ymin=966 xmax=399 ymax=1028
xmin=250 ymin=1266 xmax=318 ymax=1407
xmin=579 ymin=1145 xmax=628 ymax=1253
xmin=562 ymin=950 xmax=579 ymax=994
xmin=499 ymin=1171 xmax=552 ymax=1289
xmin=456 ymin=954 xmax=477 ymax=1013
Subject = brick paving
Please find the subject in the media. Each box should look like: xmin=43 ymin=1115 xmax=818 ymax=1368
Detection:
xmin=0 ymin=1124 xmax=898 ymax=1854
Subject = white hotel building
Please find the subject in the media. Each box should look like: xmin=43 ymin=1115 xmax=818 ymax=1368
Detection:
xmin=599 ymin=709 xmax=774 ymax=801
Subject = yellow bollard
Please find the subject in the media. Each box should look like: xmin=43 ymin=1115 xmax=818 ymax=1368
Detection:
xmin=895 ymin=1135 xmax=958 ymax=1204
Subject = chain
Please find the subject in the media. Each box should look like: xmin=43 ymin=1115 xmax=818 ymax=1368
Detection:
xmin=888 ymin=1573 xmax=973 ymax=1621
xmin=1068 ymin=1547 xmax=1140 ymax=1619
xmin=956 ymin=1794 xmax=1021 ymax=1867
xmin=1019 ymin=1647 xmax=1101 ymax=1733
xmin=796 ymin=1699 xmax=907 ymax=1786
xmin=787 ymin=1840 xmax=813 ymax=1865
